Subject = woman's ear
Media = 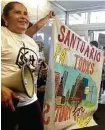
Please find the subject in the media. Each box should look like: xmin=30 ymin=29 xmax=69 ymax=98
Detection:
xmin=2 ymin=15 xmax=8 ymax=26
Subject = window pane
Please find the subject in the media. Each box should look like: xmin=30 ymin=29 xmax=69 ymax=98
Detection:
xmin=94 ymin=31 xmax=105 ymax=41
xmin=90 ymin=11 xmax=105 ymax=23
xmin=69 ymin=13 xmax=88 ymax=25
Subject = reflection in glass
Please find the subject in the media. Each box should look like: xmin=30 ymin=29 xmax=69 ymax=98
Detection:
xmin=69 ymin=13 xmax=88 ymax=25
xmin=90 ymin=11 xmax=105 ymax=23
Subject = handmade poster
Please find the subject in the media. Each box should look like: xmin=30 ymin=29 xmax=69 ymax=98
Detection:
xmin=43 ymin=17 xmax=104 ymax=130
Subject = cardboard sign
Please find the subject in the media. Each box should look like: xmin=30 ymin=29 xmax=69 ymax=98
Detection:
xmin=43 ymin=17 xmax=104 ymax=130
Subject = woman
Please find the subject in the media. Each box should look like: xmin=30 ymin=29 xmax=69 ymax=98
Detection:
xmin=1 ymin=2 xmax=45 ymax=130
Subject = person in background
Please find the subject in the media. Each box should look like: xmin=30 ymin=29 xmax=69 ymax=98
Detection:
xmin=101 ymin=47 xmax=105 ymax=94
xmin=90 ymin=40 xmax=98 ymax=48
xmin=35 ymin=40 xmax=47 ymax=110
xmin=1 ymin=2 xmax=54 ymax=130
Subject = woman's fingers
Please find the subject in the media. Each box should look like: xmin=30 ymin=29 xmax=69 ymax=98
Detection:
xmin=41 ymin=68 xmax=48 ymax=75
xmin=1 ymin=86 xmax=19 ymax=111
xmin=40 ymin=62 xmax=48 ymax=75
xmin=8 ymin=99 xmax=15 ymax=112
xmin=12 ymin=92 xmax=19 ymax=100
xmin=2 ymin=101 xmax=8 ymax=108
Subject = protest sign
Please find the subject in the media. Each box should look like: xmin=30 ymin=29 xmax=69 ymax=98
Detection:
xmin=43 ymin=17 xmax=104 ymax=130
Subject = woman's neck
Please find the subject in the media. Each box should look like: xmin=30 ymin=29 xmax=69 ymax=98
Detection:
xmin=7 ymin=27 xmax=25 ymax=34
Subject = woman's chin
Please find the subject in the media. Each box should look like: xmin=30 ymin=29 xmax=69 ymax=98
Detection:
xmin=17 ymin=26 xmax=27 ymax=33
xmin=19 ymin=25 xmax=28 ymax=30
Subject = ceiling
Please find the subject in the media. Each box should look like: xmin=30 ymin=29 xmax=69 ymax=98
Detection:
xmin=50 ymin=1 xmax=105 ymax=12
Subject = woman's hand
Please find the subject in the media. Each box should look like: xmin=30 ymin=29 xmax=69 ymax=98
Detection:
xmin=1 ymin=85 xmax=19 ymax=111
xmin=40 ymin=62 xmax=48 ymax=76
xmin=37 ymin=85 xmax=46 ymax=92
xmin=47 ymin=11 xmax=55 ymax=19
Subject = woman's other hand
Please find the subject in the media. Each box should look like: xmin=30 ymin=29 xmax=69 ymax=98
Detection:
xmin=1 ymin=85 xmax=19 ymax=111
xmin=40 ymin=62 xmax=48 ymax=76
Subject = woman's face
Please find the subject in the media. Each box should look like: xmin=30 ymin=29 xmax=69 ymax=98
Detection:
xmin=5 ymin=3 xmax=29 ymax=34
